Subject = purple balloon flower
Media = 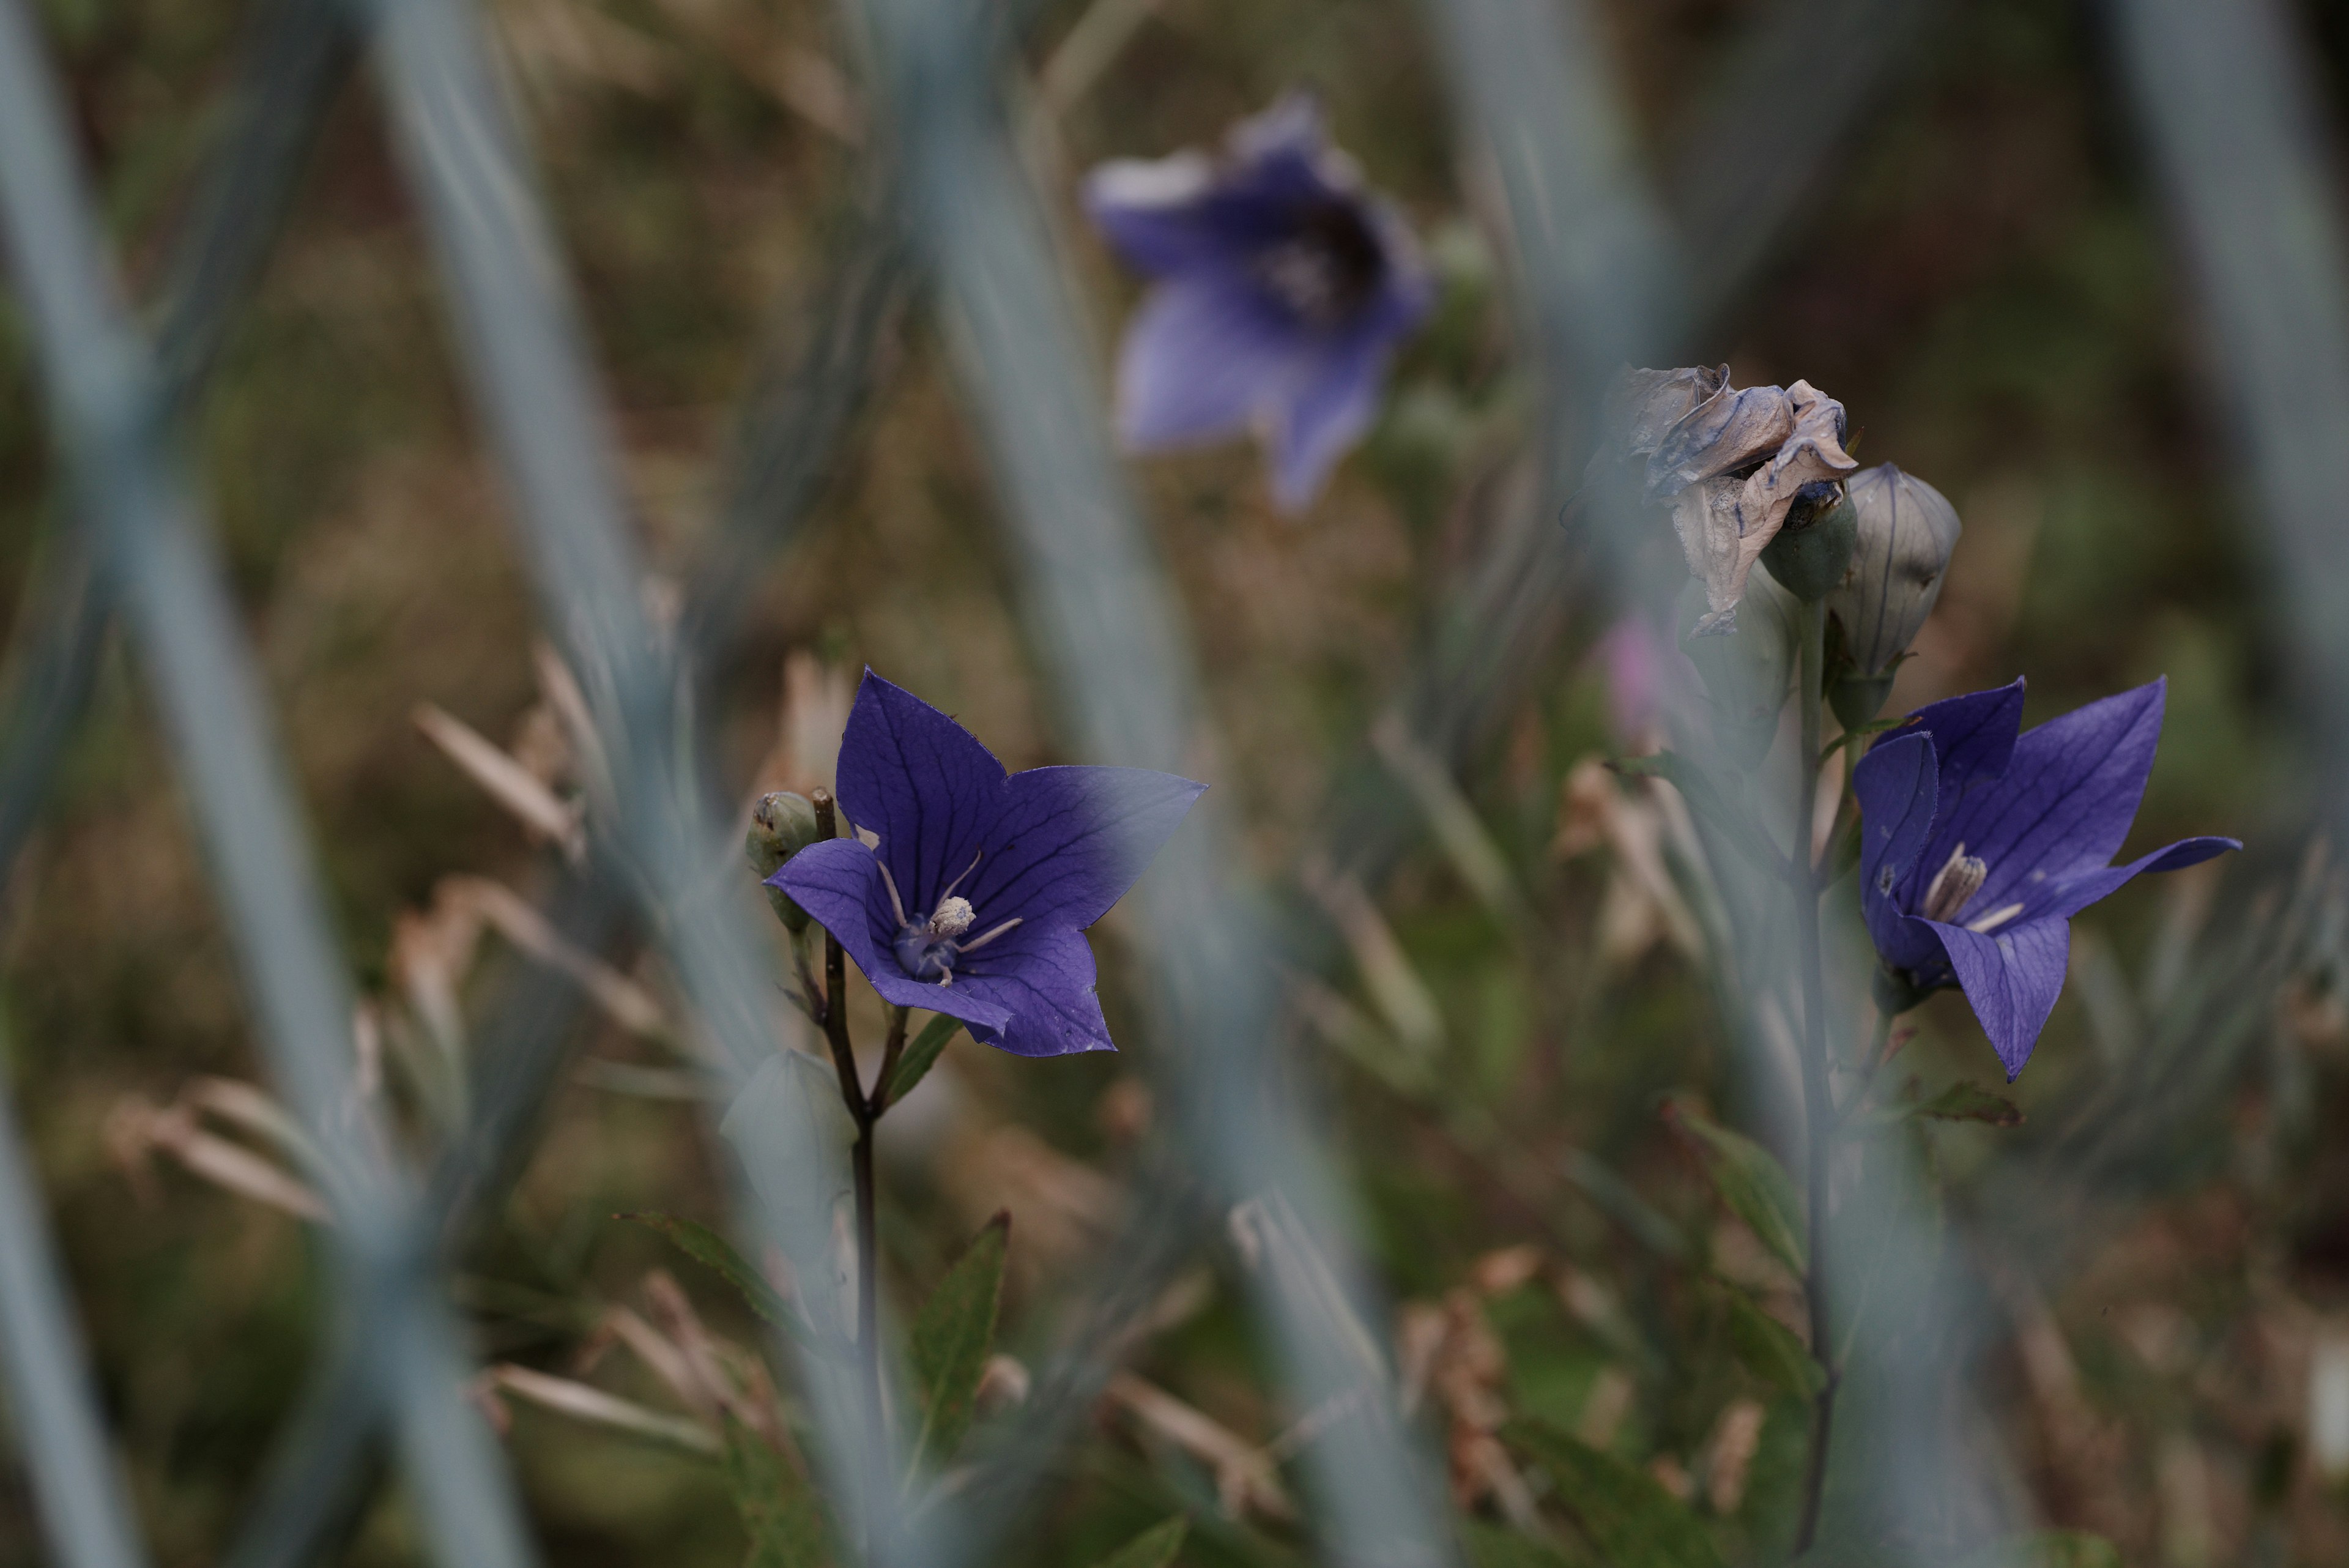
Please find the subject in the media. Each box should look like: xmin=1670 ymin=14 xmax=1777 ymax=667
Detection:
xmin=773 ymin=673 xmax=1204 ymax=1058
xmin=1082 ymin=94 xmax=1432 ymax=512
xmin=1852 ymin=678 xmax=2238 ymax=1079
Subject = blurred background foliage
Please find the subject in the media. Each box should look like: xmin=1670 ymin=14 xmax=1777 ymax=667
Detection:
xmin=0 ymin=0 xmax=2343 ymax=1564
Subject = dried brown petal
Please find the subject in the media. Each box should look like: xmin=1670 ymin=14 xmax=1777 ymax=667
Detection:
xmin=1646 ymin=383 xmax=1795 ymax=499
xmin=1603 ymin=363 xmax=1727 ymax=456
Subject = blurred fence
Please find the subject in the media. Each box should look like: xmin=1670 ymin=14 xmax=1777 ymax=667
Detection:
xmin=0 ymin=0 xmax=2339 ymax=1563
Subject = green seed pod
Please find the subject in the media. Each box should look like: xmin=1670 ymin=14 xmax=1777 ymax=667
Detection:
xmin=1824 ymin=464 xmax=1961 ymax=679
xmin=1677 ymin=570 xmax=1798 ymax=772
xmin=746 ymin=790 xmax=823 ymax=932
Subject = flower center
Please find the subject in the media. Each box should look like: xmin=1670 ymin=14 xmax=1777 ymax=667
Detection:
xmin=872 ymin=849 xmax=1025 ymax=988
xmin=1917 ymin=842 xmax=2028 ymax=934
xmin=1920 ymin=842 xmax=1987 ymax=923
xmin=1255 ymin=199 xmax=1384 ymax=327
xmin=893 ymin=903 xmax=970 ymax=983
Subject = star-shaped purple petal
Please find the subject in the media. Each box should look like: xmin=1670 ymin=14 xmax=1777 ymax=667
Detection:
xmin=1083 ymin=93 xmax=1431 ymax=512
xmin=1852 ymin=677 xmax=2238 ymax=1079
xmin=773 ymin=674 xmax=1204 ymax=1058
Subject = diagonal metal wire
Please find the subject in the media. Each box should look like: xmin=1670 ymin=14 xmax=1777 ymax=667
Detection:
xmin=856 ymin=1 xmax=1459 ymax=1562
xmin=679 ymin=201 xmax=914 ymax=667
xmin=0 ymin=1016 xmax=147 ymax=1568
xmin=0 ymin=4 xmax=537 ymax=1566
xmin=221 ymin=867 xmax=633 ymax=1568
xmin=0 ymin=0 xmax=357 ymax=905
xmin=0 ymin=0 xmax=2021 ymax=1561
xmin=1323 ymin=0 xmax=1940 ymax=903
xmin=2109 ymin=0 xmax=2349 ymax=814
xmin=221 ymin=52 xmax=918 ymax=1568
xmin=929 ymin=0 xmax=1952 ymax=1540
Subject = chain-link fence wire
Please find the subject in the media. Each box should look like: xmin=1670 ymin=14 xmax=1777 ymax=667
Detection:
xmin=0 ymin=0 xmax=1964 ymax=1561
xmin=4 ymin=0 xmax=2331 ymax=1561
xmin=0 ymin=1 xmax=541 ymax=1563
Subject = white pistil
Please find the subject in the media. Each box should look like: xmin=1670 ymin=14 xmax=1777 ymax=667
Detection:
xmin=1921 ymin=842 xmax=1988 ymax=923
xmin=930 ymin=896 xmax=976 ymax=938
xmin=955 ymin=916 xmax=1024 ymax=955
xmin=1964 ymin=901 xmax=2025 ymax=935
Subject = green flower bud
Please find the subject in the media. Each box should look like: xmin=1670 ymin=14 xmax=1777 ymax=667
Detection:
xmin=1824 ymin=464 xmax=1961 ymax=679
xmin=746 ymin=790 xmax=823 ymax=932
xmin=1677 ymin=569 xmax=1797 ymax=771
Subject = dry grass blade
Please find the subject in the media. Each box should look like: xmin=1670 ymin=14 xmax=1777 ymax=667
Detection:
xmin=1104 ymin=1372 xmax=1295 ymax=1522
xmin=478 ymin=1364 xmax=719 ymax=1454
xmin=412 ymin=701 xmax=585 ymax=861
xmin=106 ymin=1094 xmax=328 ymax=1222
xmin=442 ymin=874 xmax=668 ymax=1039
xmin=530 ymin=642 xmax=617 ymax=824
xmin=1037 ymin=0 xmax=1163 ymax=114
xmin=1296 ymin=859 xmax=1444 ymax=1059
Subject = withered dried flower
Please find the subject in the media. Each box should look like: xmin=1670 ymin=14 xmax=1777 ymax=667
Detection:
xmin=1606 ymin=366 xmax=1858 ymax=634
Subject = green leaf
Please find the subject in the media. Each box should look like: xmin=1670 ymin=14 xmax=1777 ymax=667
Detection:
xmin=885 ymin=1013 xmax=960 ymax=1107
xmin=1086 ymin=1515 xmax=1189 ymax=1568
xmin=1506 ymin=1419 xmax=1725 ymax=1568
xmin=1665 ymin=1100 xmax=1806 ymax=1276
xmin=618 ymin=1212 xmax=824 ymax=1354
xmin=1909 ymin=1081 xmax=2024 ymax=1127
xmin=908 ymin=1211 xmax=1010 ymax=1476
xmin=1952 ymin=1531 xmax=2120 ymax=1568
xmin=1720 ymin=1288 xmax=1823 ymax=1398
xmin=722 ymin=1420 xmax=835 ymax=1568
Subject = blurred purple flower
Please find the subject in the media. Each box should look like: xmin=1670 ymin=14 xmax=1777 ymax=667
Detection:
xmin=1853 ymin=678 xmax=2237 ymax=1079
xmin=774 ymin=673 xmax=1203 ymax=1058
xmin=1590 ymin=612 xmax=1676 ymax=743
xmin=1083 ymin=94 xmax=1431 ymax=511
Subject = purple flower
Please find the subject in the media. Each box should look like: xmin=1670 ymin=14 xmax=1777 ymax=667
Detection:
xmin=772 ymin=674 xmax=1204 ymax=1058
xmin=1082 ymin=94 xmax=1431 ymax=512
xmin=1852 ymin=678 xmax=2238 ymax=1079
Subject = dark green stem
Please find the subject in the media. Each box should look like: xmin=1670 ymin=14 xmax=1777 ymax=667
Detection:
xmin=1791 ymin=600 xmax=1842 ymax=1558
xmin=809 ymin=789 xmax=887 ymax=1550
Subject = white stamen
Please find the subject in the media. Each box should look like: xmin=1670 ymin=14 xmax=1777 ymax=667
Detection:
xmin=874 ymin=857 xmax=910 ymax=927
xmin=1965 ymin=901 xmax=2025 ymax=935
xmin=1921 ymin=842 xmax=1988 ymax=923
xmin=955 ymin=916 xmax=1025 ymax=955
xmin=938 ymin=847 xmax=984 ymax=904
xmin=929 ymin=896 xmax=976 ymax=938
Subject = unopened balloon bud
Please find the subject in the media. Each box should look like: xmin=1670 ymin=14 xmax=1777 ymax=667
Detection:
xmin=747 ymin=790 xmax=822 ymax=932
xmin=1823 ymin=463 xmax=1961 ymax=676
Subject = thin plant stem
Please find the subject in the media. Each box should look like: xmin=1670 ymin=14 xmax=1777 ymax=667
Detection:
xmin=872 ymin=1005 xmax=910 ymax=1117
xmin=1790 ymin=597 xmax=1842 ymax=1558
xmin=807 ymin=789 xmax=888 ymax=1550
